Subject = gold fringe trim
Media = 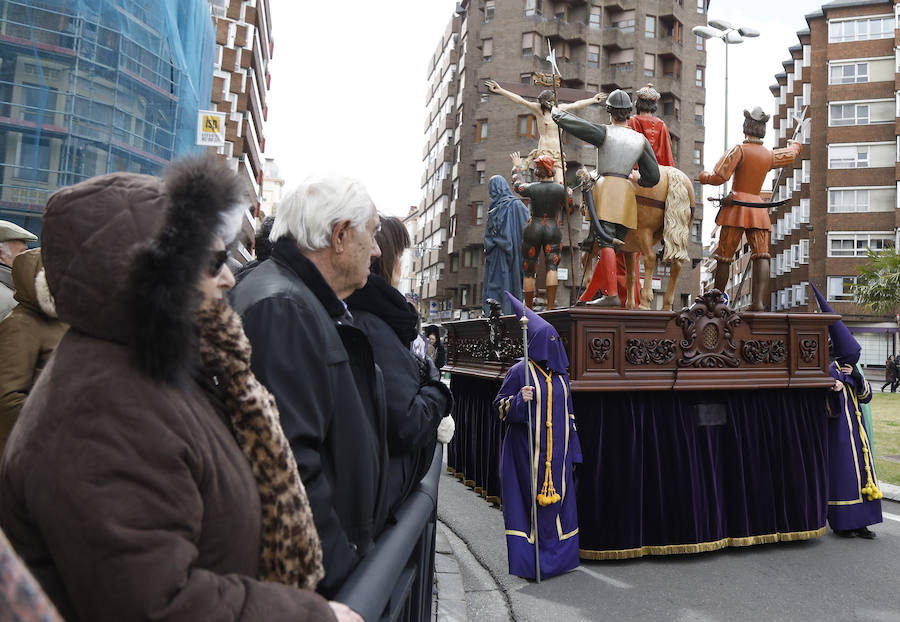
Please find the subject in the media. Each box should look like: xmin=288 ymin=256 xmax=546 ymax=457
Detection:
xmin=463 ymin=479 xmax=475 ymax=487
xmin=486 ymin=496 xmax=502 ymax=506
xmin=578 ymin=526 xmax=827 ymax=561
xmin=474 ymin=486 xmax=483 ymax=495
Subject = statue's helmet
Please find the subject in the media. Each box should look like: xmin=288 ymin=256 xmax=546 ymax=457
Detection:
xmin=606 ymin=89 xmax=632 ymax=110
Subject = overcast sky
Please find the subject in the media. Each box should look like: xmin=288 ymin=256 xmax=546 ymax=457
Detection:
xmin=264 ymin=0 xmax=829 ymax=243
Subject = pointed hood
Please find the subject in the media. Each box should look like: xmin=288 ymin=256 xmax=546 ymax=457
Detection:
xmin=811 ymin=283 xmax=861 ymax=365
xmin=505 ymin=291 xmax=569 ymax=375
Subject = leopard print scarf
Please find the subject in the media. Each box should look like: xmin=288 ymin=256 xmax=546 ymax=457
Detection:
xmin=196 ymin=302 xmax=324 ymax=590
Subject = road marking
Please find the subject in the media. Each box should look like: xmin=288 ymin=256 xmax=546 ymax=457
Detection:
xmin=577 ymin=566 xmax=633 ymax=589
xmin=884 ymin=512 xmax=900 ymax=523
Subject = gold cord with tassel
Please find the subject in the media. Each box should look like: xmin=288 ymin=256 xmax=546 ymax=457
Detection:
xmin=533 ymin=364 xmax=560 ymax=507
xmin=850 ymin=389 xmax=883 ymax=501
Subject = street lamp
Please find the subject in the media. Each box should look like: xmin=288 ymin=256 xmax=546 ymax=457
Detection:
xmin=692 ymin=20 xmax=760 ymax=195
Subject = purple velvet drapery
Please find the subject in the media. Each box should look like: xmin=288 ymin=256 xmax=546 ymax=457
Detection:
xmin=447 ymin=375 xmax=829 ymax=559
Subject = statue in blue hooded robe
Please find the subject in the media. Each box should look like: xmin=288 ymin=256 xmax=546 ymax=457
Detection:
xmin=493 ymin=292 xmax=581 ymax=579
xmin=812 ymin=285 xmax=882 ymax=538
xmin=483 ymin=176 xmax=530 ymax=316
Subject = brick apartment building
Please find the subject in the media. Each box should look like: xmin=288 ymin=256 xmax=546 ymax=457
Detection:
xmin=208 ymin=0 xmax=273 ymax=258
xmin=414 ymin=0 xmax=709 ymax=322
xmin=761 ymin=0 xmax=899 ymax=364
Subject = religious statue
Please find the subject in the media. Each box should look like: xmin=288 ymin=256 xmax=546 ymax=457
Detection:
xmin=483 ymin=176 xmax=530 ymax=316
xmin=552 ymin=90 xmax=660 ymax=307
xmin=700 ymin=107 xmax=801 ymax=311
xmin=509 ymin=153 xmax=571 ymax=310
xmin=627 ymin=84 xmax=674 ymax=167
xmin=485 ymin=79 xmax=604 ymax=183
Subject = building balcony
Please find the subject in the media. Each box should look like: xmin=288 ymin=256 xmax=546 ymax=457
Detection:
xmin=601 ymin=28 xmax=636 ymax=52
xmin=536 ymin=18 xmax=587 ymax=44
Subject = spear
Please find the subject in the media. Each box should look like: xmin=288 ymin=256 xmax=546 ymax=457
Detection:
xmin=520 ymin=310 xmax=541 ymax=583
xmin=546 ymin=41 xmax=578 ymax=307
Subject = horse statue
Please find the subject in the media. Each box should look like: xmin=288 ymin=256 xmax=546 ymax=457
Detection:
xmin=578 ymin=166 xmax=694 ymax=310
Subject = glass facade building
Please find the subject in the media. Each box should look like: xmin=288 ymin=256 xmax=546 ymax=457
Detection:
xmin=0 ymin=0 xmax=215 ymax=238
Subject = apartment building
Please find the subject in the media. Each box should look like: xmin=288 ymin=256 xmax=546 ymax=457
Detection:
xmin=415 ymin=0 xmax=709 ymax=322
xmin=765 ymin=0 xmax=898 ymax=363
xmin=208 ymin=0 xmax=273 ymax=258
xmin=0 ymin=0 xmax=215 ymax=238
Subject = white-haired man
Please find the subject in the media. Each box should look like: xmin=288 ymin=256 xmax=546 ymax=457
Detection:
xmin=0 ymin=221 xmax=38 ymax=319
xmin=230 ymin=175 xmax=388 ymax=599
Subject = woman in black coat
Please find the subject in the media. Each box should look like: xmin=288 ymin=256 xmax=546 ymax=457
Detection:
xmin=346 ymin=217 xmax=453 ymax=512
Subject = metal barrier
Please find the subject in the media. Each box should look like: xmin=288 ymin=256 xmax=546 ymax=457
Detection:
xmin=336 ymin=445 xmax=442 ymax=622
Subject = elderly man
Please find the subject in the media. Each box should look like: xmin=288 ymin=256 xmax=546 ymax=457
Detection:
xmin=230 ymin=175 xmax=389 ymax=598
xmin=0 ymin=221 xmax=38 ymax=319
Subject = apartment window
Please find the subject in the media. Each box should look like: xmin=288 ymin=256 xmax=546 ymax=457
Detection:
xmin=829 ymin=16 xmax=893 ymax=43
xmin=462 ymin=249 xmax=474 ymax=268
xmin=613 ymin=11 xmax=635 ymax=33
xmin=482 ymin=38 xmax=493 ymax=62
xmin=696 ymin=34 xmax=704 ymax=50
xmin=693 ymin=143 xmax=702 ymax=165
xmin=589 ymin=6 xmax=601 ymax=29
xmin=645 ymin=15 xmax=656 ymax=38
xmin=802 ymin=160 xmax=810 ymax=183
xmin=793 ymin=174 xmax=801 ymax=192
xmin=798 ymin=199 xmax=810 ymax=224
xmin=587 ymin=45 xmax=600 ymax=69
xmin=480 ymin=93 xmax=489 ymax=104
xmin=644 ymin=53 xmax=655 ymax=77
xmin=828 ymin=232 xmax=893 ymax=257
xmin=484 ymin=0 xmax=494 ymax=22
xmin=829 ymin=145 xmax=868 ymax=169
xmin=697 ymin=0 xmax=704 ymax=13
xmin=471 ymin=202 xmax=485 ymax=226
xmin=520 ymin=73 xmax=533 ymax=85
xmin=554 ymin=5 xmax=567 ymax=21
xmin=791 ymin=244 xmax=801 ymax=268
xmin=475 ymin=160 xmax=486 ymax=184
xmin=829 ymin=187 xmax=895 ymax=213
xmin=695 ymin=104 xmax=704 ymax=127
xmin=830 ymin=62 xmax=868 ymax=84
xmin=518 ymin=114 xmax=537 ymax=139
xmin=695 ymin=66 xmax=704 ymax=87
xmin=449 ymin=214 xmax=457 ymax=238
xmin=827 ymin=276 xmax=857 ymax=302
xmin=799 ymin=239 xmax=810 ymax=264
xmin=524 ymin=0 xmax=542 ymax=17
xmin=476 ymin=119 xmax=488 ymax=142
xmin=691 ymin=221 xmax=701 ymax=243
xmin=450 ymin=253 xmax=459 ymax=272
xmin=522 ymin=32 xmax=539 ymax=56
xmin=829 ymin=103 xmax=873 ymax=126
xmin=15 ymin=136 xmax=50 ymax=182
xmin=693 ymin=180 xmax=701 ymax=203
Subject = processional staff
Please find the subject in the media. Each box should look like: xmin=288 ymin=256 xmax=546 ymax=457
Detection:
xmin=520 ymin=310 xmax=541 ymax=583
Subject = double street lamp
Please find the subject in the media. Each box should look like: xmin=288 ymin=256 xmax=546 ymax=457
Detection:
xmin=692 ymin=19 xmax=760 ymax=195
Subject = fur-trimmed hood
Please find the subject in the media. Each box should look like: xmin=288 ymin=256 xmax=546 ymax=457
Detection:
xmin=41 ymin=157 xmax=246 ymax=384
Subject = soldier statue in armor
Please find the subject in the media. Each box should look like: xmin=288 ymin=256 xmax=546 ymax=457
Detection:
xmin=700 ymin=107 xmax=801 ymax=311
xmin=552 ymin=90 xmax=660 ymax=307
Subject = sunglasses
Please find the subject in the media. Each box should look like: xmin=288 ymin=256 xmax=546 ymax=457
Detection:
xmin=208 ymin=249 xmax=228 ymax=277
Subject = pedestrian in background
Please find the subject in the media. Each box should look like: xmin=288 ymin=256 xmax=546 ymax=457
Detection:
xmin=0 ymin=220 xmax=38 ymax=320
xmin=234 ymin=215 xmax=276 ymax=284
xmin=0 ymin=249 xmax=67 ymax=455
xmin=0 ymin=158 xmax=345 ymax=622
xmin=231 ymin=174 xmax=390 ymax=599
xmin=881 ymin=354 xmax=896 ymax=392
xmin=425 ymin=325 xmax=447 ymax=369
xmin=347 ymin=216 xmax=454 ymax=512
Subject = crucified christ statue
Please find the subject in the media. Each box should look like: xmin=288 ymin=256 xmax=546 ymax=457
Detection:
xmin=484 ymin=79 xmax=605 ymax=183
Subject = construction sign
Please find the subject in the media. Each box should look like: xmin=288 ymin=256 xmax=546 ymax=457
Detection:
xmin=196 ymin=110 xmax=226 ymax=147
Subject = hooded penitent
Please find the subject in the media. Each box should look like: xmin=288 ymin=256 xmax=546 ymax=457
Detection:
xmin=811 ymin=283 xmax=861 ymax=365
xmin=483 ymin=176 xmax=529 ymax=315
xmin=0 ymin=158 xmax=333 ymax=621
xmin=492 ymin=291 xmax=581 ymax=580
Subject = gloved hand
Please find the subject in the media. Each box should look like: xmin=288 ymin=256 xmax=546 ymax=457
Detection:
xmin=417 ymin=355 xmax=441 ymax=385
xmin=437 ymin=415 xmax=455 ymax=444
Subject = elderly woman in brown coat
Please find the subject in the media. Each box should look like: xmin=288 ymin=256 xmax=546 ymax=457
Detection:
xmin=0 ymin=248 xmax=67 ymax=455
xmin=0 ymin=158 xmax=358 ymax=622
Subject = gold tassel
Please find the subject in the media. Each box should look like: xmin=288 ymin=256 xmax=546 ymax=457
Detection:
xmin=851 ymin=391 xmax=882 ymax=502
xmin=534 ymin=365 xmax=560 ymax=507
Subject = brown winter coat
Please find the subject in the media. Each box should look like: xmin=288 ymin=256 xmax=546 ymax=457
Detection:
xmin=0 ymin=249 xmax=67 ymax=453
xmin=0 ymin=167 xmax=335 ymax=622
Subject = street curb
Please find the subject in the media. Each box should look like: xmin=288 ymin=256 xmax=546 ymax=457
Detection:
xmin=879 ymin=481 xmax=900 ymax=503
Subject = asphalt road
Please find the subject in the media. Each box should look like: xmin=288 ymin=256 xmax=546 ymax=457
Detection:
xmin=437 ymin=466 xmax=900 ymax=622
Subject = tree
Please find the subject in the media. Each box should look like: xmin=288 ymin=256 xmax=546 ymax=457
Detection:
xmin=853 ymin=247 xmax=900 ymax=314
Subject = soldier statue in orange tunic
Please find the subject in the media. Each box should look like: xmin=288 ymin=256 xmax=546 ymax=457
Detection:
xmin=700 ymin=107 xmax=801 ymax=311
xmin=627 ymin=84 xmax=674 ymax=167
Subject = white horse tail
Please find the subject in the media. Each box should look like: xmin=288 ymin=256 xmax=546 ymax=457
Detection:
xmin=662 ymin=168 xmax=691 ymax=264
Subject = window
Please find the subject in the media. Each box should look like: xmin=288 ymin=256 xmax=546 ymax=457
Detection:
xmin=587 ymin=45 xmax=600 ymax=68
xmin=644 ymin=53 xmax=655 ymax=77
xmin=827 ymin=276 xmax=857 ymax=302
xmin=449 ymin=214 xmax=457 ymax=238
xmin=476 ymin=119 xmax=488 ymax=142
xmin=695 ymin=104 xmax=704 ymax=127
xmin=794 ymin=174 xmax=801 ymax=192
xmin=791 ymin=244 xmax=801 ymax=268
xmin=522 ymin=32 xmax=539 ymax=56
xmin=471 ymin=202 xmax=485 ymax=226
xmin=554 ymin=5 xmax=567 ymax=21
xmin=830 ymin=62 xmax=868 ymax=84
xmin=697 ymin=0 xmax=704 ymax=13
xmin=696 ymin=34 xmax=704 ymax=50
xmin=450 ymin=253 xmax=459 ymax=272
xmin=645 ymin=15 xmax=656 ymax=38
xmin=475 ymin=160 xmax=486 ymax=184
xmin=15 ymin=136 xmax=50 ymax=182
xmin=829 ymin=145 xmax=868 ymax=168
xmin=524 ymin=0 xmax=542 ymax=17
xmin=829 ymin=102 xmax=882 ymax=126
xmin=589 ymin=6 xmax=601 ymax=29
xmin=480 ymin=93 xmax=489 ymax=104
xmin=517 ymin=114 xmax=537 ymax=139
xmin=691 ymin=221 xmax=701 ymax=243
xmin=612 ymin=11 xmax=635 ymax=33
xmin=828 ymin=232 xmax=893 ymax=257
xmin=695 ymin=66 xmax=704 ymax=87
xmin=482 ymin=38 xmax=492 ymax=62
xmin=829 ymin=16 xmax=893 ymax=43
xmin=520 ymin=73 xmax=532 ymax=85
xmin=829 ymin=187 xmax=895 ymax=213
xmin=693 ymin=143 xmax=702 ymax=166
xmin=484 ymin=0 xmax=494 ymax=22
xmin=802 ymin=160 xmax=810 ymax=183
